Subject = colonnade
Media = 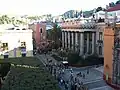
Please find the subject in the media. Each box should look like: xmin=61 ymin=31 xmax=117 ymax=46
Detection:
xmin=62 ymin=31 xmax=96 ymax=55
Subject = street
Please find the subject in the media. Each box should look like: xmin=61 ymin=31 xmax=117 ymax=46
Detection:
xmin=36 ymin=54 xmax=113 ymax=90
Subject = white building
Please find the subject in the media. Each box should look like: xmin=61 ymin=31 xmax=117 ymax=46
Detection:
xmin=106 ymin=4 xmax=120 ymax=23
xmin=94 ymin=11 xmax=105 ymax=19
xmin=0 ymin=24 xmax=33 ymax=58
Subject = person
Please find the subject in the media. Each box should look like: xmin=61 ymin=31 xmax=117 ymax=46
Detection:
xmin=83 ymin=74 xmax=85 ymax=79
xmin=60 ymin=79 xmax=63 ymax=85
xmin=65 ymin=82 xmax=68 ymax=90
xmin=87 ymin=69 xmax=89 ymax=74
xmin=62 ymin=69 xmax=64 ymax=74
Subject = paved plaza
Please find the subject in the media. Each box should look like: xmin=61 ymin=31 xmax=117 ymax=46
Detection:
xmin=36 ymin=54 xmax=114 ymax=90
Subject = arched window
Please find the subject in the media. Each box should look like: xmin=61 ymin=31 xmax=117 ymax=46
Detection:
xmin=40 ymin=28 xmax=42 ymax=33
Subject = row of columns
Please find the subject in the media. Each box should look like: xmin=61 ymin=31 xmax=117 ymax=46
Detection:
xmin=62 ymin=31 xmax=96 ymax=55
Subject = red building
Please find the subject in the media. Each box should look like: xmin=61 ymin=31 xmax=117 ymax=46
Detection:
xmin=29 ymin=23 xmax=47 ymax=51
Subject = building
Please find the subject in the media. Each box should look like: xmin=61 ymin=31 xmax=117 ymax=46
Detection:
xmin=103 ymin=23 xmax=120 ymax=89
xmin=29 ymin=22 xmax=47 ymax=50
xmin=103 ymin=4 xmax=120 ymax=89
xmin=0 ymin=24 xmax=33 ymax=58
xmin=106 ymin=4 xmax=120 ymax=23
xmin=60 ymin=19 xmax=105 ymax=57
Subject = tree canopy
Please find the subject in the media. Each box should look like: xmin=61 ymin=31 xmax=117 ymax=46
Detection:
xmin=0 ymin=15 xmax=26 ymax=25
xmin=116 ymin=0 xmax=120 ymax=4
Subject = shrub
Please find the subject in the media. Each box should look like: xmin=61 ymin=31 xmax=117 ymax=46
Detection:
xmin=84 ymin=54 xmax=103 ymax=65
xmin=67 ymin=53 xmax=83 ymax=64
xmin=0 ymin=63 xmax=11 ymax=77
xmin=58 ymin=51 xmax=67 ymax=57
xmin=51 ymin=54 xmax=63 ymax=61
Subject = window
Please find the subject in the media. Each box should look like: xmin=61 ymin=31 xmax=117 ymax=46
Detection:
xmin=89 ymin=33 xmax=92 ymax=41
xmin=22 ymin=28 xmax=26 ymax=30
xmin=84 ymin=33 xmax=87 ymax=40
xmin=88 ymin=41 xmax=92 ymax=54
xmin=99 ymin=32 xmax=103 ymax=40
xmin=16 ymin=28 xmax=20 ymax=30
xmin=40 ymin=28 xmax=42 ymax=33
xmin=21 ymin=42 xmax=26 ymax=48
xmin=99 ymin=46 xmax=102 ymax=55
xmin=2 ymin=43 xmax=8 ymax=51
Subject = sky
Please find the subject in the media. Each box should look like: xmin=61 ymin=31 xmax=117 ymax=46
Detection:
xmin=0 ymin=0 xmax=117 ymax=16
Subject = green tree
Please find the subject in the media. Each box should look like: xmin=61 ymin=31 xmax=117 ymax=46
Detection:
xmin=49 ymin=23 xmax=62 ymax=49
xmin=96 ymin=7 xmax=103 ymax=12
xmin=109 ymin=2 xmax=115 ymax=7
xmin=0 ymin=17 xmax=4 ymax=24
xmin=116 ymin=0 xmax=120 ymax=4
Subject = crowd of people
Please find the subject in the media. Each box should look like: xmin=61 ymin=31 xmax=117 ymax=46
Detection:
xmin=42 ymin=52 xmax=89 ymax=90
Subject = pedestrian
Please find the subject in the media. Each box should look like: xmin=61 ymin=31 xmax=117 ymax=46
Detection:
xmin=87 ymin=69 xmax=89 ymax=74
xmin=74 ymin=83 xmax=77 ymax=90
xmin=60 ymin=79 xmax=63 ymax=85
xmin=83 ymin=74 xmax=85 ymax=79
xmin=63 ymin=79 xmax=65 ymax=85
xmin=62 ymin=69 xmax=64 ymax=74
xmin=65 ymin=82 xmax=68 ymax=90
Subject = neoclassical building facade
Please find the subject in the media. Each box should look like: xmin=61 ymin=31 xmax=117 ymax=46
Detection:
xmin=60 ymin=20 xmax=105 ymax=57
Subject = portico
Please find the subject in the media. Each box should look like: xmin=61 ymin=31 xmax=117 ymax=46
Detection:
xmin=62 ymin=30 xmax=96 ymax=55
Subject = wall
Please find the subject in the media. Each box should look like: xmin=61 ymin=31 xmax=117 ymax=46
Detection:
xmin=103 ymin=27 xmax=114 ymax=83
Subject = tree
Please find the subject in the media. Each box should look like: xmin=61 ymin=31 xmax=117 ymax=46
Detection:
xmin=109 ymin=2 xmax=115 ymax=7
xmin=116 ymin=0 xmax=120 ymax=4
xmin=49 ymin=23 xmax=62 ymax=49
xmin=96 ymin=7 xmax=103 ymax=12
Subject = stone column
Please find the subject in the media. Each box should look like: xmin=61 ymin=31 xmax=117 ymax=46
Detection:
xmin=64 ymin=31 xmax=67 ymax=49
xmin=68 ymin=31 xmax=71 ymax=50
xmin=87 ymin=33 xmax=89 ymax=53
xmin=71 ymin=32 xmax=74 ymax=50
xmin=92 ymin=33 xmax=95 ymax=54
xmin=75 ymin=32 xmax=78 ymax=52
xmin=62 ymin=31 xmax=64 ymax=48
xmin=80 ymin=33 xmax=84 ymax=55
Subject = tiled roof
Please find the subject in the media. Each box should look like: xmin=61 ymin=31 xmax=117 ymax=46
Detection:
xmin=107 ymin=4 xmax=120 ymax=12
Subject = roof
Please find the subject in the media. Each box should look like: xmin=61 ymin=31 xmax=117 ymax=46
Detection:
xmin=107 ymin=4 xmax=120 ymax=12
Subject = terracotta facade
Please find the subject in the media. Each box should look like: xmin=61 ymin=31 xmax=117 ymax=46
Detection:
xmin=29 ymin=23 xmax=47 ymax=50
